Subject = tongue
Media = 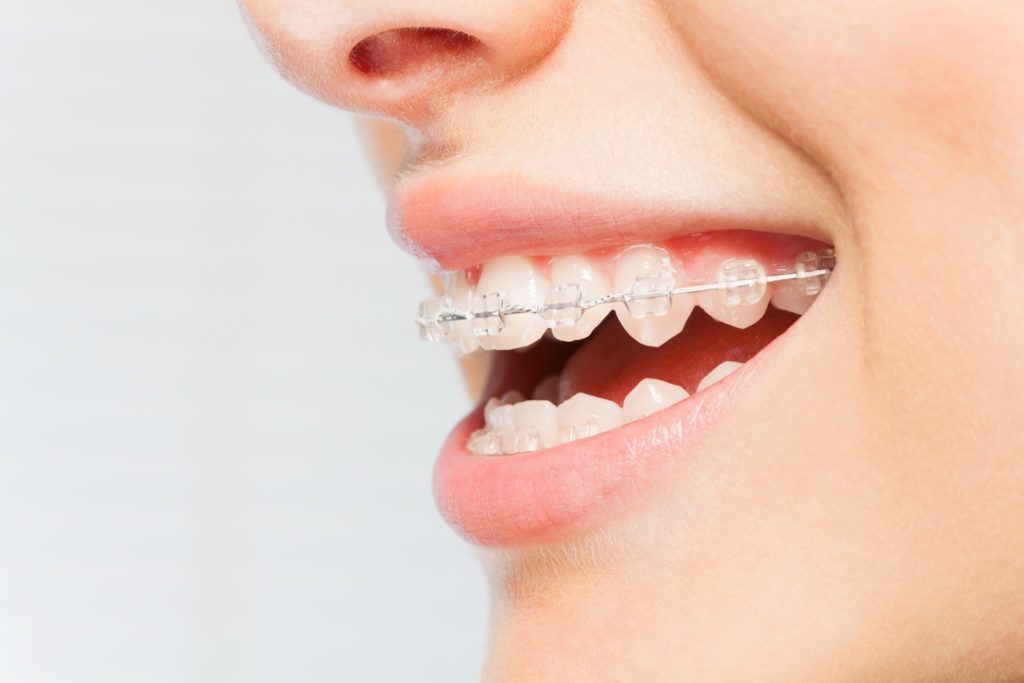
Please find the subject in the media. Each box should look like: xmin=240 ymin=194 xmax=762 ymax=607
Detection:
xmin=557 ymin=307 xmax=798 ymax=404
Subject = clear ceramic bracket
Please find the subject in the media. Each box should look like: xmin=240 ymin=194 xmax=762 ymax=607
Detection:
xmin=417 ymin=249 xmax=836 ymax=344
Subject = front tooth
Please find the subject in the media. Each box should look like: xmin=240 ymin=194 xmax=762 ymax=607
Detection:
xmin=622 ymin=378 xmax=689 ymax=422
xmin=697 ymin=258 xmax=770 ymax=329
xmin=696 ymin=361 xmax=742 ymax=392
xmin=485 ymin=399 xmax=517 ymax=433
xmin=442 ymin=271 xmax=480 ymax=356
xmin=614 ymin=246 xmax=694 ymax=347
xmin=467 ymin=429 xmax=502 ymax=455
xmin=556 ymin=393 xmax=623 ymax=443
xmin=508 ymin=400 xmax=559 ymax=452
xmin=546 ymin=255 xmax=612 ymax=342
xmin=473 ymin=256 xmax=549 ymax=351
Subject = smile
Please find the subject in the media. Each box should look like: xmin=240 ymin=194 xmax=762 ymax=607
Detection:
xmin=394 ymin=177 xmax=838 ymax=547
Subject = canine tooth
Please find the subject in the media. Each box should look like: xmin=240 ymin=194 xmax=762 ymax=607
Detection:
xmin=556 ymin=393 xmax=623 ymax=442
xmin=532 ymin=374 xmax=561 ymax=402
xmin=698 ymin=258 xmax=770 ymax=329
xmin=614 ymin=246 xmax=694 ymax=347
xmin=622 ymin=378 xmax=689 ymax=422
xmin=510 ymin=400 xmax=559 ymax=450
xmin=441 ymin=271 xmax=480 ymax=355
xmin=474 ymin=256 xmax=549 ymax=351
xmin=697 ymin=361 xmax=743 ymax=392
xmin=546 ymin=255 xmax=613 ymax=342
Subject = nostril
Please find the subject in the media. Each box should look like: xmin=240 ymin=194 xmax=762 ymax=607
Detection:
xmin=349 ymin=27 xmax=484 ymax=79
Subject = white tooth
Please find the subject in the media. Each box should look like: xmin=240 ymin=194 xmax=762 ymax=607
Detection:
xmin=532 ymin=374 xmax=561 ymax=402
xmin=478 ymin=390 xmax=528 ymax=455
xmin=547 ymin=255 xmax=612 ymax=342
xmin=467 ymin=429 xmax=501 ymax=455
xmin=474 ymin=256 xmax=549 ymax=351
xmin=556 ymin=393 xmax=623 ymax=443
xmin=697 ymin=258 xmax=770 ymax=329
xmin=622 ymin=378 xmax=689 ymax=422
xmin=613 ymin=246 xmax=694 ymax=347
xmin=443 ymin=271 xmax=480 ymax=356
xmin=696 ymin=361 xmax=743 ymax=392
xmin=484 ymin=400 xmax=517 ymax=433
xmin=699 ymin=290 xmax=770 ymax=328
xmin=509 ymin=400 xmax=559 ymax=451
xmin=770 ymin=282 xmax=814 ymax=315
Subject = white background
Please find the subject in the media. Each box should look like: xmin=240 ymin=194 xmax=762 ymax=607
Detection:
xmin=0 ymin=1 xmax=487 ymax=680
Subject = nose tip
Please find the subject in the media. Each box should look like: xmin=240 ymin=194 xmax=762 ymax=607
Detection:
xmin=241 ymin=1 xmax=573 ymax=122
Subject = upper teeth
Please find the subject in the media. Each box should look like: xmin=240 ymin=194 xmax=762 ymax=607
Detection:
xmin=417 ymin=245 xmax=834 ymax=353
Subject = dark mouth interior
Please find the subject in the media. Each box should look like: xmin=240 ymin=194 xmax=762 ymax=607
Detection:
xmin=480 ymin=307 xmax=800 ymax=408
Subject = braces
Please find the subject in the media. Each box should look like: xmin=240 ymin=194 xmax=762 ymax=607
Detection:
xmin=417 ymin=249 xmax=835 ymax=345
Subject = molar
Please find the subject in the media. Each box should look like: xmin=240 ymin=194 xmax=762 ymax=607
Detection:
xmin=696 ymin=361 xmax=742 ymax=392
xmin=545 ymin=255 xmax=613 ymax=342
xmin=770 ymin=283 xmax=814 ymax=315
xmin=473 ymin=256 xmax=549 ymax=351
xmin=622 ymin=378 xmax=689 ymax=422
xmin=697 ymin=257 xmax=770 ymax=329
xmin=771 ymin=249 xmax=835 ymax=315
xmin=556 ymin=393 xmax=623 ymax=443
xmin=613 ymin=245 xmax=694 ymax=347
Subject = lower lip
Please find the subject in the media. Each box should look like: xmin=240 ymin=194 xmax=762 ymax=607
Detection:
xmin=432 ymin=323 xmax=796 ymax=548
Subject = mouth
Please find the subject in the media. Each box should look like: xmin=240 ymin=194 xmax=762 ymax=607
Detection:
xmin=395 ymin=176 xmax=837 ymax=548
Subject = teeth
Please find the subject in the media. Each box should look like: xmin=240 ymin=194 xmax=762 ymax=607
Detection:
xmin=697 ymin=258 xmax=771 ymax=329
xmin=466 ymin=429 xmax=502 ymax=455
xmin=507 ymin=400 xmax=559 ymax=452
xmin=556 ymin=393 xmax=623 ymax=443
xmin=469 ymin=368 xmax=762 ymax=455
xmin=614 ymin=246 xmax=694 ymax=347
xmin=473 ymin=256 xmax=549 ymax=351
xmin=771 ymin=250 xmax=834 ymax=314
xmin=696 ymin=361 xmax=743 ymax=392
xmin=484 ymin=398 xmax=517 ymax=433
xmin=770 ymin=282 xmax=814 ymax=315
xmin=546 ymin=255 xmax=613 ymax=342
xmin=622 ymin=378 xmax=689 ymax=422
xmin=441 ymin=271 xmax=480 ymax=355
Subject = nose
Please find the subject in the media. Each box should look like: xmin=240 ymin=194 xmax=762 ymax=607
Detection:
xmin=240 ymin=0 xmax=574 ymax=122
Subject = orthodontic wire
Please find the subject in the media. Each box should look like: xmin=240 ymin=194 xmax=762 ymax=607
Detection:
xmin=416 ymin=248 xmax=835 ymax=332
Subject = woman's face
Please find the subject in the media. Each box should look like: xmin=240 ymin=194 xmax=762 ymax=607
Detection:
xmin=240 ymin=0 xmax=1024 ymax=678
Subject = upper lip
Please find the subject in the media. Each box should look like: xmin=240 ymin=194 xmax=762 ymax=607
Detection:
xmin=387 ymin=169 xmax=832 ymax=271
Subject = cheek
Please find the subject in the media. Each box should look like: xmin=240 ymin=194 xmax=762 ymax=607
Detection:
xmin=663 ymin=0 xmax=1003 ymax=183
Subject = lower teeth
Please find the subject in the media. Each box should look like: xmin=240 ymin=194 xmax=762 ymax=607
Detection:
xmin=468 ymin=360 xmax=743 ymax=456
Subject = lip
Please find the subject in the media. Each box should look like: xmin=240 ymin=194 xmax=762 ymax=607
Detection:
xmin=388 ymin=172 xmax=831 ymax=272
xmin=433 ymin=303 xmax=825 ymax=547
xmin=391 ymin=170 xmax=834 ymax=548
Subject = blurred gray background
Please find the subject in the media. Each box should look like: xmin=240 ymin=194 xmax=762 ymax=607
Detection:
xmin=0 ymin=1 xmax=487 ymax=681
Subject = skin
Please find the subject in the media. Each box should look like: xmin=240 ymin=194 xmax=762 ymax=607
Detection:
xmin=239 ymin=1 xmax=1024 ymax=680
